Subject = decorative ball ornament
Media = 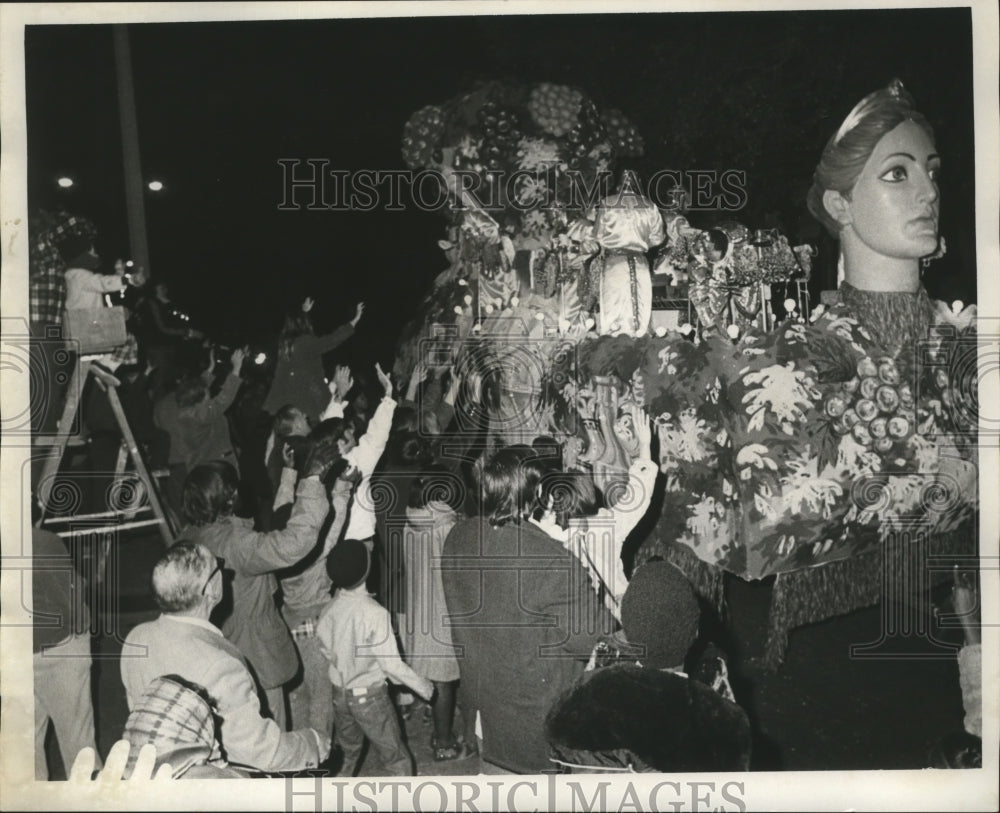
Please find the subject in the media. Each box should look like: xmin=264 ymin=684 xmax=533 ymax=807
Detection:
xmin=727 ymin=324 xmax=740 ymax=339
xmin=783 ymin=298 xmax=797 ymax=313
xmin=599 ymin=108 xmax=644 ymax=156
xmin=402 ymin=105 xmax=446 ymax=169
xmin=527 ymin=83 xmax=585 ymax=137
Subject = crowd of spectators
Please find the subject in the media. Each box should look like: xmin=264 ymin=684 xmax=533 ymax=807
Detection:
xmin=28 ymin=230 xmax=980 ymax=780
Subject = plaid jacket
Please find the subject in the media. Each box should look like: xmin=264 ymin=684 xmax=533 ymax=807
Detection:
xmin=29 ymin=212 xmax=96 ymax=326
xmin=123 ymin=675 xmax=219 ymax=777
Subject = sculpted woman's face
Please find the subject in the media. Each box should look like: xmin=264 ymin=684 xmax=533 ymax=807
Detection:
xmin=833 ymin=120 xmax=941 ymax=261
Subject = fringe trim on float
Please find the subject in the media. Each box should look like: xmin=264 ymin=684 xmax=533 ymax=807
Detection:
xmin=764 ymin=524 xmax=976 ymax=670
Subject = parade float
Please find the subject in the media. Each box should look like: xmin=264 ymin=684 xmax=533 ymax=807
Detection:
xmin=395 ymin=81 xmax=979 ymax=666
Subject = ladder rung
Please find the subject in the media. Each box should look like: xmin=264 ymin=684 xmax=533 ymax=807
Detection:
xmin=43 ymin=507 xmax=153 ymax=524
xmin=33 ymin=435 xmax=89 ymax=447
xmin=55 ymin=518 xmax=165 ymax=537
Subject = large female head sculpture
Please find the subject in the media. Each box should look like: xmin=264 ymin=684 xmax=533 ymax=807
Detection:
xmin=807 ymin=80 xmax=940 ymax=286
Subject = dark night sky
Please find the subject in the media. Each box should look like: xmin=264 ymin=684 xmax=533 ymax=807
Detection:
xmin=24 ymin=8 xmax=977 ymax=363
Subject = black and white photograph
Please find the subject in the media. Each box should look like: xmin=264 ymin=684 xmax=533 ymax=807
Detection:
xmin=1 ymin=2 xmax=997 ymax=810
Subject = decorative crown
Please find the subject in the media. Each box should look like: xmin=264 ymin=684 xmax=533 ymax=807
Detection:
xmin=833 ymin=79 xmax=906 ymax=146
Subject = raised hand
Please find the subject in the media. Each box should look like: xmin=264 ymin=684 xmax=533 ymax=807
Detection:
xmin=375 ymin=362 xmax=393 ymax=398
xmin=444 ymin=366 xmax=462 ymax=405
xmin=230 ymin=346 xmax=247 ymax=375
xmin=627 ymin=402 xmax=652 ymax=460
xmin=406 ymin=360 xmax=429 ymax=400
xmin=350 ymin=301 xmax=366 ymax=327
xmin=333 ymin=364 xmax=354 ymax=400
xmin=302 ymin=296 xmax=315 ymax=313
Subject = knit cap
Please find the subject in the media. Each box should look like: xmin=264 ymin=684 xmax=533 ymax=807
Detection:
xmin=326 ymin=538 xmax=370 ymax=589
xmin=620 ymin=561 xmax=700 ymax=670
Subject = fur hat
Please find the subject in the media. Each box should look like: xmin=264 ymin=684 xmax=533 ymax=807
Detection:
xmin=326 ymin=538 xmax=370 ymax=589
xmin=620 ymin=561 xmax=700 ymax=670
xmin=546 ymin=664 xmax=752 ymax=772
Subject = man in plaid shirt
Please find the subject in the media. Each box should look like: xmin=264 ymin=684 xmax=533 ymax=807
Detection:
xmin=29 ymin=211 xmax=139 ymax=435
xmin=28 ymin=210 xmax=94 ymax=434
xmin=29 ymin=209 xmax=96 ymax=327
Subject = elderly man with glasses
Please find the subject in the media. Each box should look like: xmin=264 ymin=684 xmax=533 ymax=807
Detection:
xmin=120 ymin=542 xmax=330 ymax=773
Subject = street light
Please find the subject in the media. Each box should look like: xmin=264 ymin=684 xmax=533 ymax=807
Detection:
xmin=57 ymin=176 xmax=74 ymax=188
xmin=147 ymin=180 xmax=164 ymax=192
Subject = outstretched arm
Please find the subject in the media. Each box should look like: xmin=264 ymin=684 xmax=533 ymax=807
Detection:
xmin=351 ymin=363 xmax=397 ymax=478
xmin=226 ymin=450 xmax=336 ymax=574
xmin=310 ymin=302 xmax=365 ymax=354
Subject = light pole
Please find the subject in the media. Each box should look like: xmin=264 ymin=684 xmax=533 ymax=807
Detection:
xmin=113 ymin=24 xmax=152 ymax=277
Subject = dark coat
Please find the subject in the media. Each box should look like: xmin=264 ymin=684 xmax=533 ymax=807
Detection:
xmin=441 ymin=517 xmax=615 ymax=773
xmin=262 ymin=325 xmax=354 ymax=421
xmin=186 ymin=478 xmax=328 ymax=689
xmin=545 ymin=664 xmax=752 ymax=773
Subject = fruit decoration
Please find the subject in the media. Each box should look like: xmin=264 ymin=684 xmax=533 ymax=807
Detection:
xmin=825 ymin=354 xmax=914 ymax=455
xmin=600 ymin=108 xmax=644 ymax=156
xmin=401 ymin=105 xmax=447 ymax=170
xmin=527 ymin=82 xmax=584 ymax=137
xmin=477 ymin=101 xmax=524 ymax=171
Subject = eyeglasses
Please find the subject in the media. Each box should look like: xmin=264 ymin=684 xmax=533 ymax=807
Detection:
xmin=201 ymin=559 xmax=223 ymax=595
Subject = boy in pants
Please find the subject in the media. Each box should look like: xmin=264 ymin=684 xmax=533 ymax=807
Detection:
xmin=317 ymin=538 xmax=433 ymax=776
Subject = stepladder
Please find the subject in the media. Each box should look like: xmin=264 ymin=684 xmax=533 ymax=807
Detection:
xmin=34 ymin=356 xmax=175 ymax=590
